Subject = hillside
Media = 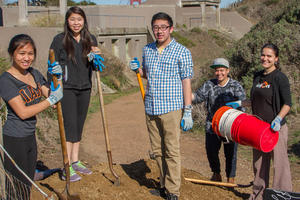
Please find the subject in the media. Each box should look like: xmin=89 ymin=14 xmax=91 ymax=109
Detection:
xmin=225 ymin=0 xmax=300 ymax=113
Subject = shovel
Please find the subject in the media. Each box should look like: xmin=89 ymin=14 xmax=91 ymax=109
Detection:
xmin=49 ymin=49 xmax=81 ymax=200
xmin=95 ymin=70 xmax=120 ymax=186
xmin=135 ymin=71 xmax=145 ymax=101
xmin=184 ymin=177 xmax=253 ymax=188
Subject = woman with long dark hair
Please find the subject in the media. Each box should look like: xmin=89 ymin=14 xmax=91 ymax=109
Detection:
xmin=0 ymin=34 xmax=62 ymax=199
xmin=49 ymin=6 xmax=105 ymax=182
xmin=248 ymin=43 xmax=292 ymax=199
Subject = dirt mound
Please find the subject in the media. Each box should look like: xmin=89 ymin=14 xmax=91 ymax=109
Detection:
xmin=33 ymin=159 xmax=251 ymax=200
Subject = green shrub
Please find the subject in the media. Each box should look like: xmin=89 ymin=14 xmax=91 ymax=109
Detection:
xmin=171 ymin=31 xmax=195 ymax=48
xmin=264 ymin=0 xmax=280 ymax=6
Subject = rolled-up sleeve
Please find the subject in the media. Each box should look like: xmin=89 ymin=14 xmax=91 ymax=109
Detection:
xmin=179 ymin=49 xmax=193 ymax=80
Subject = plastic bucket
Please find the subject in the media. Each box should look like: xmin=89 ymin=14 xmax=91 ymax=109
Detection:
xmin=212 ymin=106 xmax=279 ymax=153
xmin=212 ymin=106 xmax=231 ymax=136
xmin=231 ymin=113 xmax=279 ymax=152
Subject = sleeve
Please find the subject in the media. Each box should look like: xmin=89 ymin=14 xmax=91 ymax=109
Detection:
xmin=0 ymin=75 xmax=19 ymax=102
xmin=179 ymin=48 xmax=193 ymax=80
xmin=193 ymin=81 xmax=210 ymax=104
xmin=32 ymin=68 xmax=47 ymax=87
xmin=278 ymin=72 xmax=292 ymax=107
xmin=91 ymin=34 xmax=98 ymax=46
xmin=235 ymin=82 xmax=246 ymax=101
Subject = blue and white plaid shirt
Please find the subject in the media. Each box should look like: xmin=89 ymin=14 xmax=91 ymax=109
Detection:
xmin=142 ymin=39 xmax=193 ymax=115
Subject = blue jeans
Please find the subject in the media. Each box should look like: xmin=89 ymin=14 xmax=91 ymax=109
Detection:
xmin=205 ymin=132 xmax=238 ymax=178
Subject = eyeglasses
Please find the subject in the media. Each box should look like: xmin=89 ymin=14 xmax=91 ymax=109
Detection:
xmin=152 ymin=25 xmax=170 ymax=32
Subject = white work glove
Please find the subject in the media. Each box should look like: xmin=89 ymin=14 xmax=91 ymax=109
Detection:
xmin=129 ymin=57 xmax=140 ymax=72
xmin=46 ymin=82 xmax=63 ymax=106
xmin=180 ymin=105 xmax=193 ymax=131
xmin=225 ymin=100 xmax=241 ymax=109
xmin=271 ymin=115 xmax=282 ymax=132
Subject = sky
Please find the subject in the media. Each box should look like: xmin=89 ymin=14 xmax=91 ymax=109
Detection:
xmin=4 ymin=0 xmax=238 ymax=8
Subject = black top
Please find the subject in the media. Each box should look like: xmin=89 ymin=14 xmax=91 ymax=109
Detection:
xmin=251 ymin=69 xmax=292 ymax=125
xmin=0 ymin=68 xmax=46 ymax=137
xmin=49 ymin=33 xmax=97 ymax=90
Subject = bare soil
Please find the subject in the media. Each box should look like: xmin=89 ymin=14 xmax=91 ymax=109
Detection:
xmin=33 ymin=92 xmax=300 ymax=200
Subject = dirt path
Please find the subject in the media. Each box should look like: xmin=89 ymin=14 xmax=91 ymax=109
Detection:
xmin=34 ymin=92 xmax=299 ymax=199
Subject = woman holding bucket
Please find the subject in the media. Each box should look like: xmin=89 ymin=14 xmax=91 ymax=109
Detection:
xmin=49 ymin=6 xmax=105 ymax=182
xmin=192 ymin=58 xmax=246 ymax=184
xmin=248 ymin=43 xmax=292 ymax=200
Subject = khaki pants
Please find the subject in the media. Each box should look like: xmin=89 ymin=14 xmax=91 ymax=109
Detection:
xmin=146 ymin=110 xmax=182 ymax=196
xmin=248 ymin=124 xmax=292 ymax=200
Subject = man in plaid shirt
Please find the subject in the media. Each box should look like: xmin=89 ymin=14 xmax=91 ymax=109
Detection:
xmin=130 ymin=12 xmax=193 ymax=200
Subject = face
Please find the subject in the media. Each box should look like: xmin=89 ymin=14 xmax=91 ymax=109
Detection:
xmin=152 ymin=19 xmax=173 ymax=46
xmin=260 ymin=47 xmax=278 ymax=71
xmin=68 ymin=13 xmax=84 ymax=34
xmin=215 ymin=67 xmax=229 ymax=83
xmin=12 ymin=43 xmax=35 ymax=70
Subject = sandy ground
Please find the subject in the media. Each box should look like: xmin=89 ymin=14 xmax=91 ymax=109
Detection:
xmin=32 ymin=92 xmax=300 ymax=200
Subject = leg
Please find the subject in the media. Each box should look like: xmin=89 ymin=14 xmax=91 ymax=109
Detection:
xmin=248 ymin=149 xmax=271 ymax=200
xmin=272 ymin=124 xmax=292 ymax=191
xmin=61 ymin=89 xmax=78 ymax=163
xmin=146 ymin=114 xmax=165 ymax=189
xmin=72 ymin=89 xmax=91 ymax=163
xmin=161 ymin=110 xmax=182 ymax=196
xmin=223 ymin=141 xmax=238 ymax=179
xmin=205 ymin=133 xmax=222 ymax=175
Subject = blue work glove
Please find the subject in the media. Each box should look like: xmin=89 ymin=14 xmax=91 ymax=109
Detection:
xmin=180 ymin=105 xmax=193 ymax=131
xmin=129 ymin=57 xmax=140 ymax=72
xmin=226 ymin=100 xmax=241 ymax=109
xmin=46 ymin=82 xmax=63 ymax=106
xmin=47 ymin=60 xmax=62 ymax=81
xmin=87 ymin=52 xmax=106 ymax=72
xmin=271 ymin=115 xmax=282 ymax=132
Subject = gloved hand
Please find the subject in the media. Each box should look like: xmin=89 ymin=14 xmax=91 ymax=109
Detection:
xmin=46 ymin=82 xmax=63 ymax=106
xmin=180 ymin=105 xmax=193 ymax=131
xmin=271 ymin=115 xmax=282 ymax=132
xmin=129 ymin=57 xmax=140 ymax=72
xmin=48 ymin=61 xmax=62 ymax=81
xmin=87 ymin=52 xmax=106 ymax=72
xmin=226 ymin=100 xmax=241 ymax=109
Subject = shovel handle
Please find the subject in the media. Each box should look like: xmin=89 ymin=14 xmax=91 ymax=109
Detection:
xmin=184 ymin=177 xmax=238 ymax=187
xmin=49 ymin=49 xmax=71 ymax=184
xmin=136 ymin=72 xmax=145 ymax=101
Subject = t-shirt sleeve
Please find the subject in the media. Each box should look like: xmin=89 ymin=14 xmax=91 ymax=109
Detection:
xmin=278 ymin=73 xmax=292 ymax=107
xmin=32 ymin=68 xmax=47 ymax=87
xmin=235 ymin=82 xmax=246 ymax=101
xmin=0 ymin=74 xmax=20 ymax=102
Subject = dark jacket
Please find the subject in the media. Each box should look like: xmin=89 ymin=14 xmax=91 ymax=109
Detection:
xmin=49 ymin=33 xmax=97 ymax=90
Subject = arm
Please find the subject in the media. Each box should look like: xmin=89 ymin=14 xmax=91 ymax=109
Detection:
xmin=182 ymin=78 xmax=192 ymax=106
xmin=8 ymin=95 xmax=51 ymax=120
xmin=277 ymin=104 xmax=290 ymax=119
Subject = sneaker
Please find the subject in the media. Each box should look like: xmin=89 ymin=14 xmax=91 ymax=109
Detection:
xmin=62 ymin=166 xmax=81 ymax=182
xmin=72 ymin=161 xmax=92 ymax=175
xmin=210 ymin=173 xmax=222 ymax=182
xmin=167 ymin=193 xmax=179 ymax=200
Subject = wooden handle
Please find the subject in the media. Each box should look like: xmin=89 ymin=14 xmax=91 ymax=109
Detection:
xmin=184 ymin=177 xmax=238 ymax=187
xmin=49 ymin=49 xmax=70 ymax=184
xmin=136 ymin=72 xmax=145 ymax=101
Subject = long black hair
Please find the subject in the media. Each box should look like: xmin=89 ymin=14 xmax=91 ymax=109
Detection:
xmin=261 ymin=43 xmax=280 ymax=69
xmin=63 ymin=6 xmax=93 ymax=64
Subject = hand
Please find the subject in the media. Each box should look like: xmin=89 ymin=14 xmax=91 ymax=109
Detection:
xmin=226 ymin=100 xmax=241 ymax=109
xmin=129 ymin=57 xmax=140 ymax=72
xmin=48 ymin=61 xmax=62 ymax=80
xmin=87 ymin=52 xmax=106 ymax=72
xmin=271 ymin=115 xmax=282 ymax=132
xmin=180 ymin=105 xmax=193 ymax=131
xmin=46 ymin=82 xmax=63 ymax=106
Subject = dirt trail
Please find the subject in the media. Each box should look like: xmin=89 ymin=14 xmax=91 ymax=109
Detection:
xmin=34 ymin=92 xmax=299 ymax=199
